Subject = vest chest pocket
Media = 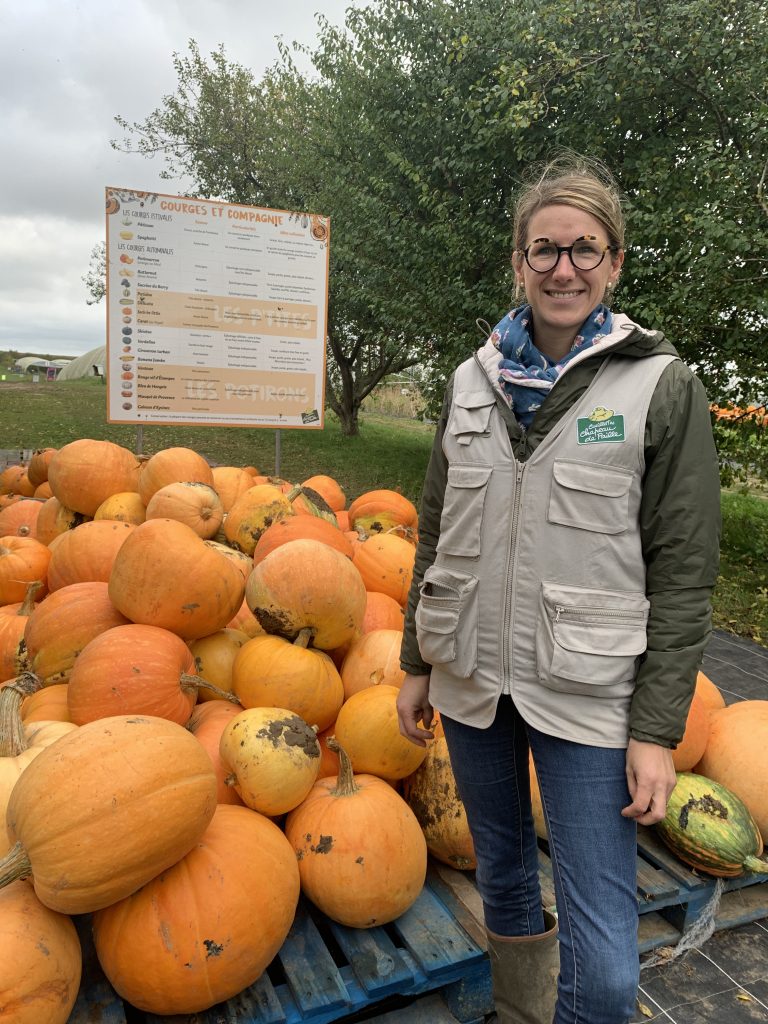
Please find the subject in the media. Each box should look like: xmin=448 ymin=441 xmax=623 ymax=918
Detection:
xmin=449 ymin=391 xmax=497 ymax=445
xmin=436 ymin=464 xmax=493 ymax=557
xmin=547 ymin=460 xmax=633 ymax=535
xmin=415 ymin=565 xmax=479 ymax=678
xmin=536 ymin=582 xmax=649 ymax=697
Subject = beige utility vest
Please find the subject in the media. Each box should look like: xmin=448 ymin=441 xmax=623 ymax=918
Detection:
xmin=415 ymin=325 xmax=678 ymax=747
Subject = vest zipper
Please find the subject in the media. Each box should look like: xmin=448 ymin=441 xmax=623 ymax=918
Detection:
xmin=502 ymin=460 xmax=527 ymax=692
xmin=554 ymin=605 xmax=646 ymax=623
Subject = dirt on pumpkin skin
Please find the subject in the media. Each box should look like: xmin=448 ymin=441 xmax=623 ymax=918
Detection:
xmin=253 ymin=607 xmax=297 ymax=638
xmin=256 ymin=717 xmax=320 ymax=757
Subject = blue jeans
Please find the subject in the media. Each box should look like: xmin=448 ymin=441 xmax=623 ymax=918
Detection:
xmin=441 ymin=697 xmax=639 ymax=1024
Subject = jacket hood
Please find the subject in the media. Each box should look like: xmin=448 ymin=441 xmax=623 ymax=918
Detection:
xmin=475 ymin=311 xmax=679 ymax=399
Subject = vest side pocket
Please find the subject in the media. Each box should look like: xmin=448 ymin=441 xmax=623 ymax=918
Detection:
xmin=415 ymin=565 xmax=479 ymax=678
xmin=547 ymin=460 xmax=632 ymax=535
xmin=536 ymin=582 xmax=649 ymax=696
xmin=436 ymin=464 xmax=493 ymax=557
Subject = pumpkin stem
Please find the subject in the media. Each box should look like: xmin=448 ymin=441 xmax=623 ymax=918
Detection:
xmin=179 ymin=673 xmax=241 ymax=705
xmin=744 ymin=855 xmax=768 ymax=874
xmin=327 ymin=737 xmax=361 ymax=797
xmin=293 ymin=628 xmax=313 ymax=649
xmin=286 ymin=485 xmax=337 ymax=524
xmin=18 ymin=580 xmax=44 ymax=617
xmin=0 ymin=672 xmax=43 ymax=757
xmin=0 ymin=841 xmax=32 ymax=889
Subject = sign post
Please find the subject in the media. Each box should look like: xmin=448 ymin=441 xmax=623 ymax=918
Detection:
xmin=104 ymin=188 xmax=329 ymax=458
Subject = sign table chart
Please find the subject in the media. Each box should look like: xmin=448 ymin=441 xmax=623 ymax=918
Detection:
xmin=105 ymin=188 xmax=329 ymax=429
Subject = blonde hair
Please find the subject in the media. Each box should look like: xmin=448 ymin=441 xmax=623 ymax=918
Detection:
xmin=512 ymin=154 xmax=625 ymax=253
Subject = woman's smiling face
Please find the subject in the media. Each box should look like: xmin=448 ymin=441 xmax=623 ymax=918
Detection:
xmin=515 ymin=204 xmax=624 ymax=359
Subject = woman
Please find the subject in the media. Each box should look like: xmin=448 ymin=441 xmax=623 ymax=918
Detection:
xmin=396 ymin=157 xmax=721 ymax=1024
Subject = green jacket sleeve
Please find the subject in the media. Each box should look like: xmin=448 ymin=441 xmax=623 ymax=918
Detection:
xmin=629 ymin=361 xmax=721 ymax=746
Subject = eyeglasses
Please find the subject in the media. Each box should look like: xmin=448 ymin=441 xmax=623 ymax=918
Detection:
xmin=520 ymin=235 xmax=619 ymax=273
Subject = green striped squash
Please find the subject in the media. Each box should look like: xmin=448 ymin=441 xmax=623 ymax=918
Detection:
xmin=656 ymin=772 xmax=768 ymax=878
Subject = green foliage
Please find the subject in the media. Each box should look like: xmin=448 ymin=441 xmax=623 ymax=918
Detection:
xmin=715 ymin=491 xmax=768 ymax=642
xmin=712 ymin=415 xmax=768 ymax=488
xmin=113 ymin=0 xmax=768 ymax=432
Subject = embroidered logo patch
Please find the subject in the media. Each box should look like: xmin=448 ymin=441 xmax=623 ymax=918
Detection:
xmin=577 ymin=407 xmax=625 ymax=444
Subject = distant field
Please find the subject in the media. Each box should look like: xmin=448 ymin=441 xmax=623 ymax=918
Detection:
xmin=0 ymin=378 xmax=435 ymax=505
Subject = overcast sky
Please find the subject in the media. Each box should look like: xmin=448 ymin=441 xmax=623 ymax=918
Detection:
xmin=0 ymin=0 xmax=355 ymax=357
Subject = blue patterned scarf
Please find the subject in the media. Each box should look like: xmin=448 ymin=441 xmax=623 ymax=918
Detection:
xmin=491 ymin=304 xmax=613 ymax=428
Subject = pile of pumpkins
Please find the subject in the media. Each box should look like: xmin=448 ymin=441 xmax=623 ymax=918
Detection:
xmin=2 ymin=440 xmax=767 ymax=1019
xmin=0 ymin=438 xmax=461 ymax=1021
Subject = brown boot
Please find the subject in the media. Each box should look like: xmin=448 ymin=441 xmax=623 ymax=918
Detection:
xmin=486 ymin=911 xmax=559 ymax=1024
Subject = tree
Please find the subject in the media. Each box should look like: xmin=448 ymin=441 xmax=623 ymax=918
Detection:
xmin=114 ymin=1 xmax=768 ymax=430
xmin=83 ymin=242 xmax=106 ymax=305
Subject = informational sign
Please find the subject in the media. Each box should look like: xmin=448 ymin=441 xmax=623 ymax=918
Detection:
xmin=105 ymin=187 xmax=330 ymax=428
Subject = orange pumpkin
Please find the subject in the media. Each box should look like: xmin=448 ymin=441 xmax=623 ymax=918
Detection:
xmin=26 ymin=448 xmax=57 ymax=488
xmin=0 ymin=879 xmax=82 ymax=1024
xmin=137 ymin=446 xmax=215 ymax=505
xmin=92 ymin=805 xmax=299 ymax=1015
xmin=671 ymin=693 xmax=711 ymax=771
xmin=0 ymin=465 xmax=34 ymax=497
xmin=24 ymin=581 xmax=130 ymax=685
xmin=335 ymin=510 xmax=351 ymax=531
xmin=340 ymin=628 xmax=406 ymax=699
xmin=352 ymin=532 xmax=415 ymax=606
xmin=695 ymin=700 xmax=768 ymax=841
xmin=219 ymin=707 xmax=321 ymax=816
xmin=301 ymin=474 xmax=347 ymax=512
xmin=47 ymin=439 xmax=141 ymax=516
xmin=67 ymin=624 xmax=235 ymax=726
xmin=285 ymin=738 xmax=427 ymax=927
xmin=33 ymin=481 xmax=53 ymax=499
xmin=348 ymin=489 xmax=418 ymax=535
xmin=0 ymin=581 xmax=42 ymax=682
xmin=0 ymin=497 xmax=44 ymax=538
xmin=21 ymin=683 xmax=71 ymax=724
xmin=188 ymin=628 xmax=250 ymax=702
xmin=2 ymin=715 xmax=217 ymax=913
xmin=145 ymin=481 xmax=224 ymax=539
xmin=223 ymin=484 xmax=295 ymax=555
xmin=0 ymin=674 xmax=78 ymax=857
xmin=211 ymin=466 xmax=256 ymax=513
xmin=232 ymin=629 xmax=344 ymax=732
xmin=34 ymin=497 xmax=90 ymax=546
xmin=334 ymin=684 xmax=428 ymax=780
xmin=204 ymin=541 xmax=253 ymax=584
xmin=246 ymin=538 xmax=366 ymax=650
xmin=0 ymin=536 xmax=50 ymax=605
xmin=227 ymin=598 xmax=265 ymax=637
xmin=402 ymin=730 xmax=476 ymax=870
xmin=253 ymin=514 xmax=353 ymax=565
xmin=362 ymin=591 xmax=405 ymax=633
xmin=108 ymin=519 xmax=245 ymax=640
xmin=46 ymin=520 xmax=135 ymax=590
xmin=694 ymin=670 xmax=726 ymax=714
xmin=94 ymin=491 xmax=147 ymax=525
xmin=186 ymin=702 xmax=245 ymax=805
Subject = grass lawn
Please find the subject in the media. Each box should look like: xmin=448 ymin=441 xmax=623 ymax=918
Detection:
xmin=2 ymin=377 xmax=765 ymax=643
